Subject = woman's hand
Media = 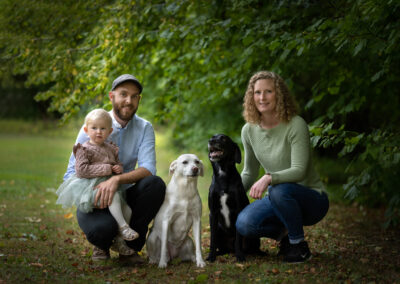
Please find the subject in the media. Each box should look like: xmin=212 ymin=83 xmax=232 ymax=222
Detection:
xmin=94 ymin=176 xmax=120 ymax=208
xmin=249 ymin=174 xmax=272 ymax=199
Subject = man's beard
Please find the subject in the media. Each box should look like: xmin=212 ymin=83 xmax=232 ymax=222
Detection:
xmin=114 ymin=104 xmax=137 ymax=123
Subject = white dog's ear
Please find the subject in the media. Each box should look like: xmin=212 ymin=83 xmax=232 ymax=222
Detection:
xmin=199 ymin=160 xmax=204 ymax=177
xmin=169 ymin=160 xmax=177 ymax=176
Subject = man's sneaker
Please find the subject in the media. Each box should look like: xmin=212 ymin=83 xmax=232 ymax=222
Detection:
xmin=283 ymin=241 xmax=312 ymax=263
xmin=277 ymin=235 xmax=290 ymax=256
xmin=92 ymin=246 xmax=110 ymax=261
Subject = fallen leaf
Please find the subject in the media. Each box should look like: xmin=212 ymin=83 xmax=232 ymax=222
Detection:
xmin=235 ymin=263 xmax=245 ymax=269
xmin=30 ymin=263 xmax=43 ymax=267
xmin=64 ymin=238 xmax=72 ymax=243
xmin=271 ymin=268 xmax=280 ymax=274
xmin=64 ymin=213 xmax=73 ymax=219
xmin=25 ymin=217 xmax=41 ymax=223
xmin=66 ymin=230 xmax=74 ymax=235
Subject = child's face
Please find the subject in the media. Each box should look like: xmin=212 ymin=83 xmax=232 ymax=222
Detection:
xmin=84 ymin=118 xmax=113 ymax=146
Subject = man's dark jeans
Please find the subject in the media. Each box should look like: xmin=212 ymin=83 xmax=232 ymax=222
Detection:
xmin=77 ymin=175 xmax=166 ymax=252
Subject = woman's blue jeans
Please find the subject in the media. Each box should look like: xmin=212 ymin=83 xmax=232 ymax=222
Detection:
xmin=236 ymin=183 xmax=329 ymax=243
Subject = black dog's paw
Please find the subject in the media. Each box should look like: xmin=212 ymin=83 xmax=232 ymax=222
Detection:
xmin=206 ymin=253 xmax=216 ymax=262
xmin=236 ymin=253 xmax=246 ymax=262
xmin=253 ymin=249 xmax=268 ymax=256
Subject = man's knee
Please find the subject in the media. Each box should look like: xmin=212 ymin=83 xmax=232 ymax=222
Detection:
xmin=85 ymin=224 xmax=116 ymax=249
xmin=148 ymin=175 xmax=166 ymax=201
xmin=77 ymin=209 xmax=118 ymax=250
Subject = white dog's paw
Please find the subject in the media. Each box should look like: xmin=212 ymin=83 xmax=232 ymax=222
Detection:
xmin=196 ymin=259 xmax=206 ymax=268
xmin=149 ymin=258 xmax=158 ymax=264
xmin=158 ymin=261 xmax=168 ymax=268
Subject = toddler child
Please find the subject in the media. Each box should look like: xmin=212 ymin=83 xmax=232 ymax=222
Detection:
xmin=56 ymin=108 xmax=138 ymax=256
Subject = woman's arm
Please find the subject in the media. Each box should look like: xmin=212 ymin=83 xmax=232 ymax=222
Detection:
xmin=241 ymin=124 xmax=261 ymax=191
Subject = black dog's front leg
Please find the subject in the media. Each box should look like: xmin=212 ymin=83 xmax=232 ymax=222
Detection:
xmin=206 ymin=213 xmax=218 ymax=262
xmin=235 ymin=230 xmax=245 ymax=262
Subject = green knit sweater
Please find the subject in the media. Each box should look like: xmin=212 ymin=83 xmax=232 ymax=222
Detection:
xmin=241 ymin=115 xmax=325 ymax=193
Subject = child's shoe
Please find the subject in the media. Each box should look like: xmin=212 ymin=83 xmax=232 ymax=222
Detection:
xmin=119 ymin=224 xmax=139 ymax=241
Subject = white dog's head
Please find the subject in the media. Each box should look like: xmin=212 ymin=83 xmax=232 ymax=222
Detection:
xmin=169 ymin=154 xmax=204 ymax=178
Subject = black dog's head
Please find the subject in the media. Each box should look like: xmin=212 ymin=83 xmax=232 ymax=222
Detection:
xmin=208 ymin=134 xmax=241 ymax=164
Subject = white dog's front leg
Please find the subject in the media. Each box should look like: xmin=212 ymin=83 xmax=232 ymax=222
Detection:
xmin=192 ymin=218 xmax=206 ymax=267
xmin=159 ymin=219 xmax=169 ymax=268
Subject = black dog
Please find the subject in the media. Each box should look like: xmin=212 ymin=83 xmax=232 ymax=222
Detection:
xmin=206 ymin=134 xmax=262 ymax=262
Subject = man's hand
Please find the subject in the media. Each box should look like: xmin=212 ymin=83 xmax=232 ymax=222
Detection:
xmin=249 ymin=174 xmax=271 ymax=199
xmin=94 ymin=176 xmax=120 ymax=208
xmin=112 ymin=164 xmax=123 ymax=175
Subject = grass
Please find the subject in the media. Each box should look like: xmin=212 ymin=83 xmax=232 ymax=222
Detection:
xmin=0 ymin=120 xmax=399 ymax=283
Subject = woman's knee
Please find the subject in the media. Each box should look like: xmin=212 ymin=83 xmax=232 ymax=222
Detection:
xmin=236 ymin=211 xmax=254 ymax=237
xmin=268 ymin=183 xmax=293 ymax=203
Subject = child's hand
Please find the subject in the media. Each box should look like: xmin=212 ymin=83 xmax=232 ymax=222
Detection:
xmin=112 ymin=165 xmax=123 ymax=175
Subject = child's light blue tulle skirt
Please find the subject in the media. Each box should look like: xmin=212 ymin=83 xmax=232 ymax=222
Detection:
xmin=56 ymin=174 xmax=125 ymax=213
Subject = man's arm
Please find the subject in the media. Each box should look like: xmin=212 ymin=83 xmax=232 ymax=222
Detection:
xmin=94 ymin=167 xmax=151 ymax=209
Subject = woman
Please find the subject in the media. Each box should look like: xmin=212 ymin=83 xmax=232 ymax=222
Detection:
xmin=235 ymin=71 xmax=329 ymax=263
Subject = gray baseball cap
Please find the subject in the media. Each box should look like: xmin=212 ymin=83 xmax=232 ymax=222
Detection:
xmin=111 ymin=74 xmax=143 ymax=93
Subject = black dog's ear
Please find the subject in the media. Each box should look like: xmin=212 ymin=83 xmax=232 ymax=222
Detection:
xmin=234 ymin=142 xmax=241 ymax=164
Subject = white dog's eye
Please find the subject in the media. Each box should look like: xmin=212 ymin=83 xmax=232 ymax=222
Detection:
xmin=182 ymin=161 xmax=188 ymax=164
xmin=195 ymin=160 xmax=200 ymax=164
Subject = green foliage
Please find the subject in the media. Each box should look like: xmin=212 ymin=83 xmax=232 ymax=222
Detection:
xmin=1 ymin=0 xmax=399 ymax=225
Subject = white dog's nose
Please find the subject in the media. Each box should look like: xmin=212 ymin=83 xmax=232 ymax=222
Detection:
xmin=192 ymin=167 xmax=199 ymax=174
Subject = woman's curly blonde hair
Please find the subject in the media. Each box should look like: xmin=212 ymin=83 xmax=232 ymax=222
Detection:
xmin=243 ymin=71 xmax=298 ymax=124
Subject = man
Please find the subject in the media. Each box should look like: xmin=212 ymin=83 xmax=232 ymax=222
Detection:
xmin=63 ymin=74 xmax=166 ymax=263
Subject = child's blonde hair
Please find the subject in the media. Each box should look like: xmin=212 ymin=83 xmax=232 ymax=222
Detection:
xmin=84 ymin=109 xmax=112 ymax=128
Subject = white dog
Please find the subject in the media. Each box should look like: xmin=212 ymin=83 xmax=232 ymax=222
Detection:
xmin=146 ymin=154 xmax=206 ymax=268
